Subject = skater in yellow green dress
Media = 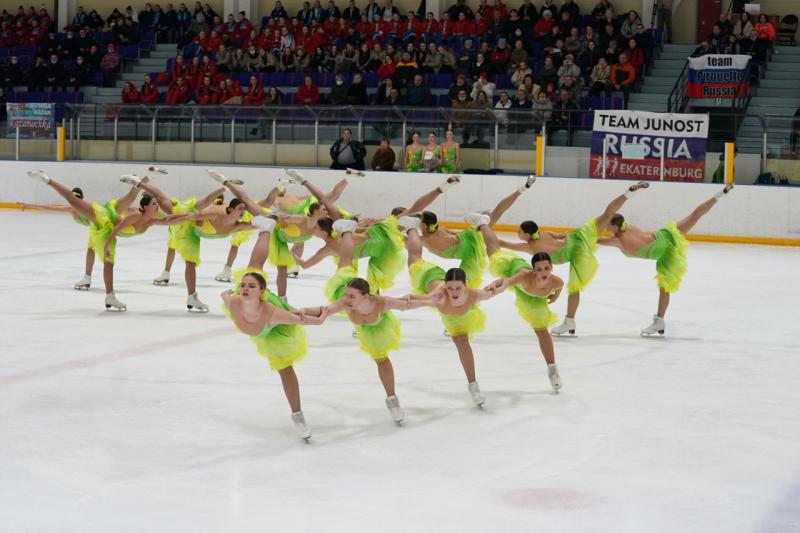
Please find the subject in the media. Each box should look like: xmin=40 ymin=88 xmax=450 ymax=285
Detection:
xmin=18 ymin=176 xmax=140 ymax=291
xmin=290 ymin=203 xmax=406 ymax=294
xmin=325 ymin=272 xmax=431 ymax=424
xmin=439 ymin=129 xmax=461 ymax=173
xmin=599 ymin=183 xmax=734 ymax=336
xmin=468 ymin=212 xmax=565 ymax=392
xmin=119 ymin=172 xmax=264 ymax=312
xmin=221 ymin=221 xmax=329 ymax=440
xmin=404 ymin=227 xmax=501 ymax=406
xmin=490 ymin=179 xmax=650 ymax=336
xmin=213 ymin=171 xmax=353 ymax=284
xmin=404 ymin=131 xmax=425 ymax=172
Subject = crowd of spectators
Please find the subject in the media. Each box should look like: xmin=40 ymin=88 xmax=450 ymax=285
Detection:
xmin=111 ymin=0 xmax=659 ymax=116
xmin=691 ymin=12 xmax=776 ymax=61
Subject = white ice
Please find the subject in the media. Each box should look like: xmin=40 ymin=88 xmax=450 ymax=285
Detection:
xmin=1 ymin=211 xmax=799 ymax=533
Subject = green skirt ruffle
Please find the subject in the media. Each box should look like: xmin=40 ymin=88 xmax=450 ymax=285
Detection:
xmin=355 ymin=216 xmax=405 ymax=291
xmin=408 ymin=259 xmax=446 ymax=295
xmin=324 ymin=265 xmax=361 ymax=303
xmin=167 ymin=197 xmax=198 ymax=250
xmin=549 ymin=218 xmax=599 ymax=295
xmin=637 ymin=222 xmax=689 ymax=293
xmin=354 ymin=311 xmax=401 ymax=361
xmin=88 ymin=200 xmax=119 ymax=264
xmin=441 ymin=228 xmax=487 ymax=289
xmin=267 ymin=224 xmax=313 ymax=268
xmin=440 ymin=306 xmax=486 ymax=338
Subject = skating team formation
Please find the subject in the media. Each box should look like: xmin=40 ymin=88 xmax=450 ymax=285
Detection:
xmin=19 ymin=167 xmax=734 ymax=440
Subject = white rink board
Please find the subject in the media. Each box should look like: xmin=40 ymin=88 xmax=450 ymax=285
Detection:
xmin=1 ymin=161 xmax=798 ymax=239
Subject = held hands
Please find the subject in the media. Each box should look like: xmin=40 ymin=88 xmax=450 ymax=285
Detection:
xmin=484 ymin=278 xmax=507 ymax=294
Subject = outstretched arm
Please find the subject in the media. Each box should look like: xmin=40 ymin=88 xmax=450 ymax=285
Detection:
xmin=383 ymin=295 xmax=435 ymax=312
xmin=104 ymin=213 xmax=143 ymax=257
xmin=291 ymin=245 xmax=332 ymax=269
xmin=270 ymin=305 xmax=328 ymax=326
xmin=597 ymin=237 xmax=621 ymax=248
xmin=498 ymin=239 xmax=533 ymax=253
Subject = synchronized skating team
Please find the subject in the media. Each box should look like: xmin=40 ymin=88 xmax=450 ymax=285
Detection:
xmin=20 ymin=167 xmax=733 ymax=439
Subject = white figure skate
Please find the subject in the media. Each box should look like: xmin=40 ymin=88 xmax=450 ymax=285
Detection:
xmin=105 ymin=291 xmax=127 ymax=311
xmin=291 ymin=411 xmax=312 ymax=440
xmin=385 ymin=395 xmax=405 ymax=423
xmin=74 ymin=275 xmax=91 ymax=291
xmin=551 ymin=317 xmax=576 ymax=336
xmin=152 ymin=270 xmax=170 ymax=286
xmin=468 ymin=382 xmax=485 ymax=407
xmin=641 ymin=315 xmax=665 ymax=336
xmin=187 ymin=293 xmax=209 ymax=313
xmin=548 ymin=364 xmax=562 ymax=393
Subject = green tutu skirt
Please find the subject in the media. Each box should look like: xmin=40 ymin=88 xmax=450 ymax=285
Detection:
xmin=355 ymin=216 xmax=405 ymax=291
xmin=88 ymin=200 xmax=119 ymax=264
xmin=324 ymin=265 xmax=361 ymax=303
xmin=268 ymin=223 xmax=313 ymax=268
xmin=442 ymin=228 xmax=487 ymax=289
xmin=167 ymin=197 xmax=198 ymax=250
xmin=409 ymin=259 xmax=445 ymax=295
xmin=223 ymin=267 xmax=307 ymax=372
xmin=489 ymin=251 xmax=557 ymax=330
xmin=440 ymin=306 xmax=486 ymax=338
xmin=354 ymin=311 xmax=401 ymax=361
xmin=549 ymin=218 xmax=599 ymax=295
xmin=634 ymin=222 xmax=689 ymax=293
xmin=283 ymin=195 xmax=316 ymax=216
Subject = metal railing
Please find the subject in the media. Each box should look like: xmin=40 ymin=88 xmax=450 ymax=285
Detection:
xmin=667 ymin=60 xmax=690 ymax=113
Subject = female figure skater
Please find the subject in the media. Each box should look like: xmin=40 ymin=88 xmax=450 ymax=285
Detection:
xmin=323 ymin=227 xmax=431 ymax=423
xmin=404 ymin=131 xmax=425 ymax=172
xmin=214 ymin=171 xmax=354 ymax=284
xmin=404 ymin=226 xmax=501 ymax=406
xmin=439 ymin=129 xmax=461 ymax=174
xmin=467 ymin=211 xmax=565 ymax=392
xmin=117 ymin=173 xmax=258 ymax=312
xmin=490 ymin=180 xmax=650 ymax=336
xmin=422 ymin=131 xmax=442 ymax=172
xmin=408 ymin=177 xmax=534 ymax=289
xmin=599 ymin=183 xmax=734 ymax=336
xmin=221 ymin=217 xmax=329 ymax=440
xmin=17 ymin=181 xmax=140 ymax=290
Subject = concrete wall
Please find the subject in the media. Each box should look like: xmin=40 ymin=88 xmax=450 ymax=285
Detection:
xmin=2 ymin=161 xmax=798 ymax=240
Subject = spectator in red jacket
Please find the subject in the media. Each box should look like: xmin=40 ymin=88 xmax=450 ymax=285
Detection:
xmin=100 ymin=43 xmax=121 ymax=86
xmin=626 ymin=38 xmax=645 ymax=75
xmin=534 ymin=10 xmax=556 ymax=39
xmin=166 ymin=76 xmax=190 ymax=104
xmin=610 ymin=52 xmax=637 ymax=107
xmin=439 ymin=13 xmax=454 ymax=42
xmin=221 ymin=77 xmax=243 ymax=104
xmin=121 ymin=81 xmax=141 ymax=103
xmin=295 ymin=75 xmax=320 ymax=105
xmin=377 ymin=54 xmax=397 ymax=80
xmin=243 ymin=75 xmax=266 ymax=105
xmin=203 ymin=30 xmax=223 ymax=53
xmin=199 ymin=55 xmax=217 ymax=80
xmin=235 ymin=11 xmax=253 ymax=45
xmin=453 ymin=12 xmax=476 ymax=37
xmin=195 ymin=75 xmax=215 ymax=103
xmin=140 ymin=74 xmax=160 ymax=103
xmin=171 ymin=54 xmax=187 ymax=82
xmin=187 ymin=56 xmax=202 ymax=88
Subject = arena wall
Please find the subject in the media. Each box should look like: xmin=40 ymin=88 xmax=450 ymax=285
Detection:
xmin=1 ymin=160 xmax=798 ymax=243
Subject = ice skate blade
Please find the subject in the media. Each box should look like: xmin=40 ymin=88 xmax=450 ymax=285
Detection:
xmin=105 ymin=305 xmax=127 ymax=311
xmin=153 ymin=280 xmax=169 ymax=286
xmin=214 ymin=276 xmax=231 ymax=283
xmin=641 ymin=330 xmax=665 ymax=337
xmin=287 ymin=272 xmax=299 ymax=279
xmin=74 ymin=285 xmax=90 ymax=291
xmin=187 ymin=305 xmax=209 ymax=313
xmin=552 ymin=330 xmax=576 ymax=336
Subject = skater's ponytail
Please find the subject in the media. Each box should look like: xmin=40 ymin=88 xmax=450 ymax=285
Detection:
xmin=226 ymin=198 xmax=243 ymax=214
xmin=421 ymin=210 xmax=438 ymax=233
xmin=531 ymin=252 xmax=552 ymax=266
xmin=520 ymin=220 xmax=540 ymax=240
xmin=445 ymin=268 xmax=467 ymax=285
xmin=317 ymin=217 xmax=334 ymax=236
xmin=347 ymin=277 xmax=371 ymax=295
xmin=71 ymin=187 xmax=84 ymax=199
xmin=139 ymin=195 xmax=154 ymax=212
xmin=611 ymin=213 xmax=627 ymax=231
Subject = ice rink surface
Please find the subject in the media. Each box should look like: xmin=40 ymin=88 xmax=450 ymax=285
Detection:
xmin=1 ymin=211 xmax=799 ymax=533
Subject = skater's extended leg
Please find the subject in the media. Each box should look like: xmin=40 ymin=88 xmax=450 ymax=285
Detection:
xmin=566 ymin=291 xmax=580 ymax=318
xmin=279 ymin=366 xmax=301 ymax=413
xmin=258 ymin=187 xmax=283 ymax=208
xmin=406 ymin=228 xmax=424 ymax=265
xmin=103 ymin=261 xmax=114 ymax=293
xmin=452 ymin=335 xmax=477 ymax=383
xmin=222 ymin=181 xmax=264 ymax=216
xmin=376 ymin=358 xmax=396 ymax=396
xmin=45 ymin=178 xmax=95 ymax=219
xmin=137 ymin=181 xmax=174 ymax=213
xmin=247 ymin=229 xmax=271 ymax=269
xmin=114 ymin=184 xmax=140 ymax=213
xmin=676 ymin=185 xmax=733 ymax=235
xmin=595 ymin=181 xmax=649 ymax=231
xmin=534 ymin=328 xmax=556 ymax=365
xmin=326 ymin=178 xmax=349 ymax=203
xmin=488 ymin=176 xmax=536 ymax=225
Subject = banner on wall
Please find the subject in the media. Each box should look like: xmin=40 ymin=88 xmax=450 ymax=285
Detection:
xmin=686 ymin=54 xmax=750 ymax=99
xmin=6 ymin=103 xmax=55 ymax=139
xmin=589 ymin=110 xmax=709 ymax=182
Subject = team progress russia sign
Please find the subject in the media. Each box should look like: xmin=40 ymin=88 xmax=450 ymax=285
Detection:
xmin=589 ymin=110 xmax=709 ymax=182
xmin=686 ymin=54 xmax=750 ymax=99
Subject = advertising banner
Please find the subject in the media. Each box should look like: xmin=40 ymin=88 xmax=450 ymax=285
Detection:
xmin=589 ymin=110 xmax=709 ymax=182
xmin=6 ymin=103 xmax=55 ymax=138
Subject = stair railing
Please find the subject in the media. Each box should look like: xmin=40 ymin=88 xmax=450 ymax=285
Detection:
xmin=667 ymin=59 xmax=690 ymax=113
xmin=731 ymin=58 xmax=752 ymax=133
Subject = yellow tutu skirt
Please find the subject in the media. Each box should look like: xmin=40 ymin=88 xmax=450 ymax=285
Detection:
xmin=354 ymin=311 xmax=401 ymax=361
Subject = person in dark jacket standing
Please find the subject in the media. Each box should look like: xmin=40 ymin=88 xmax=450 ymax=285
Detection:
xmin=330 ymin=128 xmax=366 ymax=170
